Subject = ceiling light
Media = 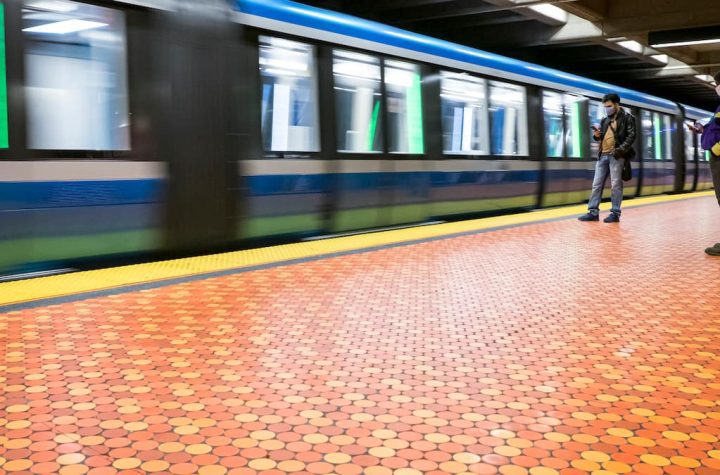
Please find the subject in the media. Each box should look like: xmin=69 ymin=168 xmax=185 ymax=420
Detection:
xmin=652 ymin=38 xmax=720 ymax=48
xmin=529 ymin=4 xmax=567 ymax=23
xmin=25 ymin=0 xmax=77 ymax=13
xmin=695 ymin=74 xmax=714 ymax=82
xmin=23 ymin=19 xmax=107 ymax=34
xmin=650 ymin=54 xmax=668 ymax=64
xmin=617 ymin=40 xmax=643 ymax=54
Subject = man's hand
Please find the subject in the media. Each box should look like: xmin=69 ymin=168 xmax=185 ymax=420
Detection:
xmin=592 ymin=125 xmax=601 ymax=139
xmin=688 ymin=122 xmax=704 ymax=134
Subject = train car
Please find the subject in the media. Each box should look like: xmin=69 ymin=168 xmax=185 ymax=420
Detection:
xmin=0 ymin=0 xmax=714 ymax=278
xmin=236 ymin=0 xmax=684 ymax=228
xmin=0 ymin=0 xmax=169 ymax=277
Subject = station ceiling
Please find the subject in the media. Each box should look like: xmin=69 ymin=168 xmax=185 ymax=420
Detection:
xmin=299 ymin=0 xmax=720 ymax=111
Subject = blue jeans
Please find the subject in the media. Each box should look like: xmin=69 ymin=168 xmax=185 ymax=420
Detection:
xmin=588 ymin=154 xmax=624 ymax=215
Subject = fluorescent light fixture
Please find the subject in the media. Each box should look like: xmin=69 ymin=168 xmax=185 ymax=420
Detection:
xmin=265 ymin=36 xmax=305 ymax=50
xmin=662 ymin=61 xmax=691 ymax=70
xmin=385 ymin=68 xmax=414 ymax=88
xmin=259 ymin=57 xmax=308 ymax=72
xmin=650 ymin=54 xmax=669 ymax=64
xmin=617 ymin=40 xmax=643 ymax=54
xmin=652 ymin=38 xmax=720 ymax=48
xmin=23 ymin=19 xmax=107 ymax=34
xmin=26 ymin=0 xmax=77 ymax=13
xmin=335 ymin=50 xmax=377 ymax=64
xmin=529 ymin=4 xmax=567 ymax=23
xmin=333 ymin=61 xmax=380 ymax=80
xmin=695 ymin=74 xmax=714 ymax=82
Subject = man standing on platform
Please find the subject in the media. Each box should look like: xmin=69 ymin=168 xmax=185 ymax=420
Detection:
xmin=578 ymin=93 xmax=636 ymax=223
xmin=688 ymin=72 xmax=720 ymax=256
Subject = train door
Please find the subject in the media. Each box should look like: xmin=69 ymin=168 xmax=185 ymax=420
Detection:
xmin=326 ymin=50 xmax=431 ymax=232
xmin=384 ymin=60 xmax=430 ymax=227
xmin=238 ymin=33 xmax=331 ymax=240
xmin=327 ymin=48 xmax=390 ymax=232
xmin=430 ymin=76 xmax=538 ymax=218
xmin=638 ymin=109 xmax=676 ymax=196
xmin=683 ymin=120 xmax=698 ymax=192
xmin=697 ymin=147 xmax=714 ymax=191
xmin=540 ymin=91 xmax=601 ymax=207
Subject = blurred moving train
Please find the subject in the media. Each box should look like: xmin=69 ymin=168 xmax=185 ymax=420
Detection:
xmin=0 ymin=0 xmax=715 ymax=277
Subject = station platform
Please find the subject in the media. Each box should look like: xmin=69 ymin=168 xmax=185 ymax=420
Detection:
xmin=2 ymin=191 xmax=720 ymax=475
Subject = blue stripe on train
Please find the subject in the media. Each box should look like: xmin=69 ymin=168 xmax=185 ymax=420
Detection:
xmin=243 ymin=170 xmax=541 ymax=196
xmin=0 ymin=179 xmax=164 ymax=210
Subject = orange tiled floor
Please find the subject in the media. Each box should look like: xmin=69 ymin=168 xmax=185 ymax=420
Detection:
xmin=3 ymin=197 xmax=720 ymax=475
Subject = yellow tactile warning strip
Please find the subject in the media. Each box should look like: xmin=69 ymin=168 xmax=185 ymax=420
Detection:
xmin=0 ymin=191 xmax=714 ymax=307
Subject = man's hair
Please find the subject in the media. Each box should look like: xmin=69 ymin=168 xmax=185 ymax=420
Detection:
xmin=602 ymin=93 xmax=621 ymax=104
xmin=714 ymin=71 xmax=720 ymax=84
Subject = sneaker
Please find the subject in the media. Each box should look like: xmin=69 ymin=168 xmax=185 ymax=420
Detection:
xmin=578 ymin=213 xmax=599 ymax=222
xmin=603 ymin=213 xmax=620 ymax=223
xmin=706 ymin=246 xmax=720 ymax=256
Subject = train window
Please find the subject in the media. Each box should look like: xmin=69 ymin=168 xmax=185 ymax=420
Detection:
xmin=385 ymin=60 xmax=424 ymax=154
xmin=589 ymin=101 xmax=604 ymax=158
xmin=656 ymin=113 xmax=673 ymax=160
xmin=684 ymin=121 xmax=696 ymax=162
xmin=440 ymin=72 xmax=488 ymax=155
xmin=699 ymin=143 xmax=710 ymax=162
xmin=333 ymin=50 xmax=383 ymax=153
xmin=489 ymin=81 xmax=528 ymax=156
xmin=641 ymin=110 xmax=654 ymax=160
xmin=542 ymin=91 xmax=563 ymax=157
xmin=23 ymin=0 xmax=129 ymax=150
xmin=0 ymin=4 xmax=7 ymax=148
xmin=259 ymin=36 xmax=319 ymax=153
xmin=542 ymin=92 xmax=584 ymax=158
xmin=564 ymin=95 xmax=585 ymax=158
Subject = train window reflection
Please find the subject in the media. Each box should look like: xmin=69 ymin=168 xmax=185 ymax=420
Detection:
xmin=489 ymin=81 xmax=528 ymax=156
xmin=333 ymin=50 xmax=382 ymax=153
xmin=588 ymin=101 xmax=604 ymax=158
xmin=641 ymin=110 xmax=653 ymax=160
xmin=564 ymin=94 xmax=585 ymax=158
xmin=440 ymin=72 xmax=488 ymax=155
xmin=259 ymin=36 xmax=319 ymax=153
xmin=543 ymin=91 xmax=585 ymax=159
xmin=684 ymin=121 xmax=695 ymax=162
xmin=23 ymin=0 xmax=129 ymax=150
xmin=543 ymin=91 xmax=563 ymax=158
xmin=657 ymin=113 xmax=673 ymax=160
xmin=385 ymin=60 xmax=424 ymax=154
xmin=700 ymin=141 xmax=711 ymax=161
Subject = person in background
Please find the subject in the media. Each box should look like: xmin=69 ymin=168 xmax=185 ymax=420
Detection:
xmin=688 ymin=72 xmax=720 ymax=256
xmin=579 ymin=93 xmax=636 ymax=223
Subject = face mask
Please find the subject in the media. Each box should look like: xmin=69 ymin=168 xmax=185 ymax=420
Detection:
xmin=715 ymin=85 xmax=720 ymax=97
xmin=605 ymin=105 xmax=616 ymax=116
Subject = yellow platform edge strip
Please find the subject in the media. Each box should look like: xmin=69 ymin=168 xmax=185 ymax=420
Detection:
xmin=0 ymin=191 xmax=714 ymax=307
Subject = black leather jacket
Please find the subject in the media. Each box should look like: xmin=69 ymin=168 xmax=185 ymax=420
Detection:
xmin=594 ymin=108 xmax=636 ymax=159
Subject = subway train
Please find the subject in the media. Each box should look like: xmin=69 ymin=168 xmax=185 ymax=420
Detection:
xmin=0 ymin=0 xmax=715 ymax=277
